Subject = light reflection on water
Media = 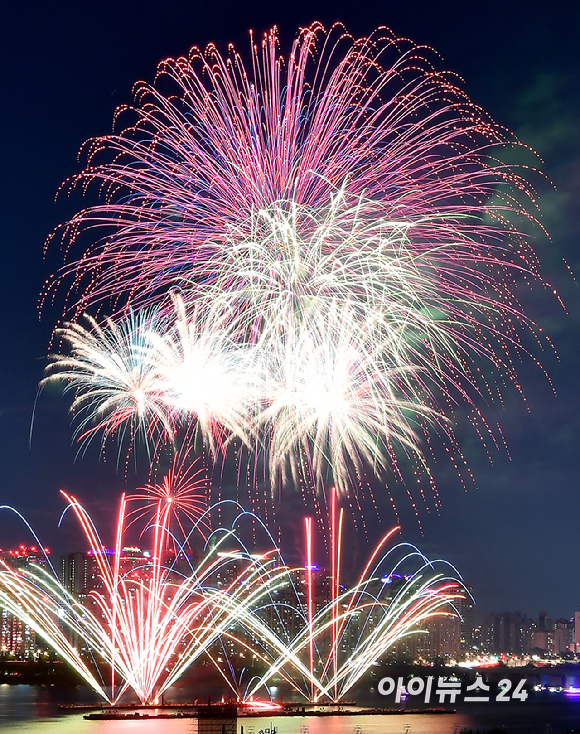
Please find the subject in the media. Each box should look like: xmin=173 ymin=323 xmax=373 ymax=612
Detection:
xmin=1 ymin=686 xmax=580 ymax=734
xmin=0 ymin=712 xmax=472 ymax=734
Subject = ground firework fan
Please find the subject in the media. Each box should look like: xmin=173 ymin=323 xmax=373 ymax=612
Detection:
xmin=44 ymin=23 xmax=552 ymax=500
xmin=0 ymin=492 xmax=302 ymax=704
xmin=0 ymin=488 xmax=465 ymax=704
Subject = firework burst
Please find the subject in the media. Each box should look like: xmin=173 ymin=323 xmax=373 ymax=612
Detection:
xmin=45 ymin=23 xmax=543 ymax=316
xmin=41 ymin=309 xmax=170 ymax=458
xmin=42 ymin=23 xmax=553 ymax=500
xmin=126 ymin=451 xmax=211 ymax=545
xmin=42 ymin=296 xmax=252 ymax=460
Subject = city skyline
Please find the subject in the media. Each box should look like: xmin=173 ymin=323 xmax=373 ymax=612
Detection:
xmin=3 ymin=541 xmax=580 ymax=665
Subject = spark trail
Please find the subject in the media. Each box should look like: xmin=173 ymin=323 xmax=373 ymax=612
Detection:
xmin=43 ymin=23 xmax=554 ymax=500
xmin=0 ymin=487 xmax=464 ymax=703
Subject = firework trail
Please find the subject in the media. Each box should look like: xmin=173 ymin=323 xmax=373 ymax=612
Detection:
xmin=0 ymin=487 xmax=464 ymax=703
xmin=43 ymin=23 xmax=552 ymax=499
xmin=0 ymin=491 xmax=300 ymax=704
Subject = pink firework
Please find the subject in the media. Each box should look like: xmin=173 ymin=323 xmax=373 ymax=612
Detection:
xmin=45 ymin=22 xmax=546 ymax=318
xmin=42 ymin=23 xmax=556 ymax=502
xmin=126 ymin=452 xmax=211 ymax=545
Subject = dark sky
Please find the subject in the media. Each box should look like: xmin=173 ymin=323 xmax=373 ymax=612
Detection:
xmin=0 ymin=0 xmax=578 ymax=621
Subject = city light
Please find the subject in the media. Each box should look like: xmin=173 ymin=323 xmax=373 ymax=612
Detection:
xmin=0 ymin=485 xmax=464 ymax=703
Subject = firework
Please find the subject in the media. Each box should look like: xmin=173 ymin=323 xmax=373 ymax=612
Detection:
xmin=42 ymin=296 xmax=253 ymax=459
xmin=0 ymin=492 xmax=294 ymax=704
xmin=0 ymin=488 xmax=464 ymax=704
xmin=146 ymin=295 xmax=253 ymax=454
xmin=43 ymin=23 xmax=551 ymax=498
xmin=46 ymin=24 xmax=542 ymax=317
xmin=126 ymin=450 xmax=211 ymax=545
xmin=41 ymin=309 xmax=170 ymax=459
xmin=245 ymin=488 xmax=465 ymax=702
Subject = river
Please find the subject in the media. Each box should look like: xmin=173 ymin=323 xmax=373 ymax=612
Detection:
xmin=0 ymin=686 xmax=579 ymax=733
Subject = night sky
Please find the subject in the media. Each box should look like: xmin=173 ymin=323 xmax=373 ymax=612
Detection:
xmin=1 ymin=0 xmax=578 ymax=621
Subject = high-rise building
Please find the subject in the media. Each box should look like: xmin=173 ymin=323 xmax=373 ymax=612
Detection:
xmin=0 ymin=545 xmax=49 ymax=658
xmin=60 ymin=546 xmax=156 ymax=598
xmin=574 ymin=608 xmax=580 ymax=654
xmin=554 ymin=618 xmax=575 ymax=656
xmin=457 ymin=584 xmax=475 ymax=652
xmin=393 ymin=614 xmax=461 ymax=662
xmin=530 ymin=611 xmax=556 ymax=655
xmin=60 ymin=551 xmax=89 ymax=597
xmin=482 ymin=611 xmax=527 ymax=655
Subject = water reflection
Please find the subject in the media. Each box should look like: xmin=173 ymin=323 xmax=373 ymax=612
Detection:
xmin=1 ymin=685 xmax=580 ymax=734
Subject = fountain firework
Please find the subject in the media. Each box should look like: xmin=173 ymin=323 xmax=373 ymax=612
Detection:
xmin=0 ymin=489 xmax=296 ymax=704
xmin=0 ymin=484 xmax=464 ymax=703
xmin=249 ymin=487 xmax=466 ymax=703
